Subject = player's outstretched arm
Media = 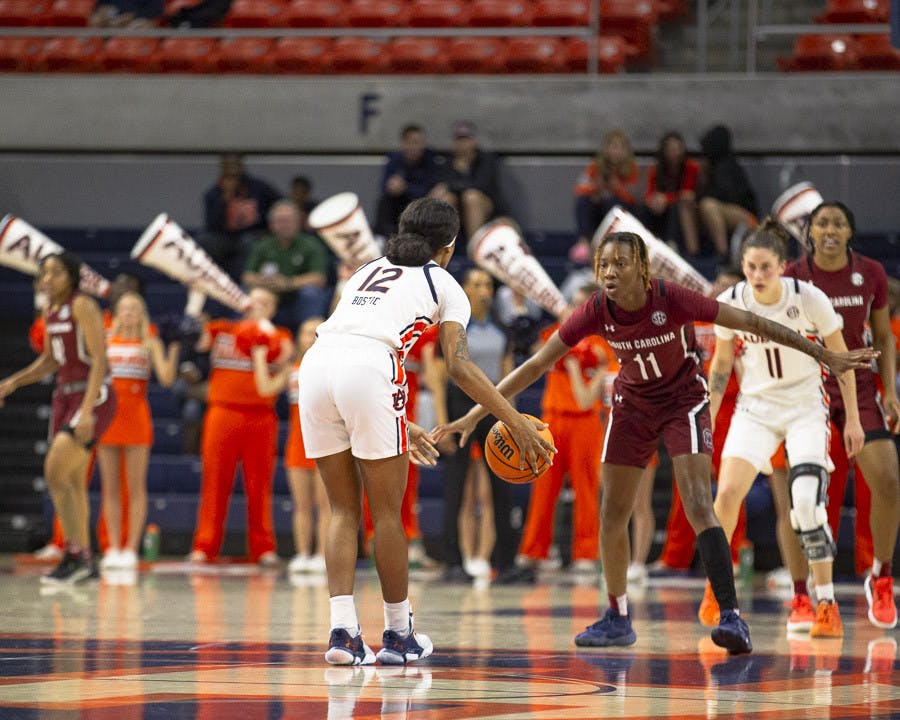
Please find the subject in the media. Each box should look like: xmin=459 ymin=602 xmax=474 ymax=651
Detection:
xmin=708 ymin=336 xmax=736 ymax=430
xmin=714 ymin=302 xmax=878 ymax=376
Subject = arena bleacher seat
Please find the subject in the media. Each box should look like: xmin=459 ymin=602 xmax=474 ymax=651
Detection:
xmin=531 ymin=0 xmax=589 ymax=27
xmin=815 ymin=0 xmax=890 ymax=24
xmin=503 ymin=37 xmax=567 ymax=73
xmin=406 ymin=0 xmax=469 ymax=27
xmin=0 ymin=0 xmax=49 ymax=26
xmin=344 ymin=0 xmax=409 ymax=28
xmin=40 ymin=0 xmax=94 ymax=27
xmin=0 ymin=37 xmax=45 ymax=70
xmin=777 ymin=34 xmax=859 ymax=71
xmin=283 ymin=0 xmax=346 ymax=27
xmin=446 ymin=37 xmax=508 ymax=73
xmin=37 ymin=36 xmax=103 ymax=72
xmin=329 ymin=36 xmax=390 ymax=73
xmin=467 ymin=0 xmax=534 ymax=28
xmin=598 ymin=0 xmax=658 ymax=59
xmin=562 ymin=36 xmax=629 ymax=73
xmin=387 ymin=37 xmax=450 ymax=73
xmin=272 ymin=36 xmax=333 ymax=72
xmin=156 ymin=37 xmax=219 ymax=72
xmin=855 ymin=33 xmax=900 ymax=70
xmin=100 ymin=37 xmax=160 ymax=72
xmin=215 ymin=37 xmax=277 ymax=73
xmin=223 ymin=0 xmax=286 ymax=28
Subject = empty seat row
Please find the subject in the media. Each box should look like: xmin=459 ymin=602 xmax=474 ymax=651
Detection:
xmin=0 ymin=35 xmax=629 ymax=73
xmin=778 ymin=34 xmax=900 ymax=72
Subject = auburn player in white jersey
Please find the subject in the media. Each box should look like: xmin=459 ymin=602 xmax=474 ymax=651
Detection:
xmin=704 ymin=218 xmax=863 ymax=639
xmin=299 ymin=197 xmax=555 ymax=666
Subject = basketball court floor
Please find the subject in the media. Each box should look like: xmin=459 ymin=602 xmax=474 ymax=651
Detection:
xmin=0 ymin=559 xmax=897 ymax=719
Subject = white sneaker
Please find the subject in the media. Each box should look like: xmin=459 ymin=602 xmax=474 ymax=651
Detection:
xmin=465 ymin=558 xmax=492 ymax=578
xmin=571 ymin=559 xmax=598 ymax=575
xmin=34 ymin=543 xmax=64 ymax=561
xmin=118 ymin=549 xmax=138 ymax=569
xmin=100 ymin=549 xmax=123 ymax=570
xmin=766 ymin=566 xmax=793 ymax=590
xmin=258 ymin=551 xmax=280 ymax=568
xmin=627 ymin=562 xmax=648 ymax=584
xmin=307 ymin=555 xmax=327 ymax=574
xmin=186 ymin=550 xmax=208 ymax=564
xmin=289 ymin=554 xmax=310 ymax=573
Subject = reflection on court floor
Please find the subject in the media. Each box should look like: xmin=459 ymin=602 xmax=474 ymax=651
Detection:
xmin=0 ymin=561 xmax=897 ymax=719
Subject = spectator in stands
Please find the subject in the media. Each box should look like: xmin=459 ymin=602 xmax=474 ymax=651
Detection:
xmin=375 ymin=124 xmax=444 ymax=237
xmin=290 ymin=175 xmax=319 ymax=231
xmin=432 ymin=121 xmax=506 ymax=240
xmin=571 ymin=129 xmax=642 ymax=265
xmin=91 ymin=0 xmax=163 ymax=27
xmin=166 ymin=0 xmax=232 ymax=27
xmin=433 ymin=268 xmax=525 ymax=584
xmin=698 ymin=125 xmax=759 ymax=261
xmin=493 ymin=285 xmax=545 ymax=366
xmin=188 ymin=287 xmax=293 ymax=567
xmin=642 ymin=131 xmax=702 ymax=257
xmin=98 ymin=291 xmax=180 ymax=571
xmin=241 ymin=199 xmax=330 ymax=333
xmin=202 ymin=153 xmax=282 ymax=280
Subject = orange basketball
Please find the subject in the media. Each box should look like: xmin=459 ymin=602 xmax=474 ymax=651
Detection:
xmin=484 ymin=414 xmax=554 ymax=484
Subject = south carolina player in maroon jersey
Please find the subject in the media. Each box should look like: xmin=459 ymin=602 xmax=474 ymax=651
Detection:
xmin=437 ymin=231 xmax=875 ymax=655
xmin=785 ymin=201 xmax=899 ymax=630
xmin=0 ymin=252 xmax=117 ymax=584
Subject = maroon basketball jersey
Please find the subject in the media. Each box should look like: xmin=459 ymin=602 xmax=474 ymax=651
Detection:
xmin=785 ymin=253 xmax=887 ymax=399
xmin=559 ymin=279 xmax=719 ymax=412
xmin=45 ymin=293 xmax=92 ymax=386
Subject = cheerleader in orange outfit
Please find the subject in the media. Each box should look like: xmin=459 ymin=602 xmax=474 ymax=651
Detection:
xmin=189 ymin=287 xmax=293 ymax=566
xmin=517 ymin=283 xmax=611 ymax=572
xmin=284 ymin=317 xmax=330 ymax=575
xmin=97 ymin=292 xmax=179 ymax=570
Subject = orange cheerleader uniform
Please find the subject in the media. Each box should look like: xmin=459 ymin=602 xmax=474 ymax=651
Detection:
xmin=284 ymin=359 xmax=315 ymax=471
xmin=100 ymin=336 xmax=153 ymax=447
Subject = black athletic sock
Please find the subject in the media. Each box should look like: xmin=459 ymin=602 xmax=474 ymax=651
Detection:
xmin=697 ymin=527 xmax=738 ymax=612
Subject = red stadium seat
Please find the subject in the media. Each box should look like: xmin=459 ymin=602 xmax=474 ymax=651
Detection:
xmin=777 ymin=34 xmax=858 ymax=71
xmin=0 ymin=1 xmax=50 ymax=26
xmin=599 ymin=0 xmax=657 ymax=59
xmin=215 ymin=38 xmax=276 ymax=72
xmin=387 ymin=37 xmax=449 ymax=73
xmin=503 ymin=37 xmax=566 ymax=73
xmin=468 ymin=0 xmax=533 ymax=27
xmin=223 ymin=0 xmax=286 ymax=27
xmin=532 ymin=0 xmax=589 ymax=27
xmin=272 ymin=37 xmax=332 ymax=72
xmin=100 ymin=37 xmax=160 ymax=71
xmin=855 ymin=33 xmax=900 ymax=70
xmin=407 ymin=0 xmax=468 ymax=27
xmin=344 ymin=0 xmax=408 ymax=27
xmin=563 ymin=36 xmax=628 ymax=73
xmin=156 ymin=37 xmax=218 ymax=72
xmin=329 ymin=37 xmax=389 ymax=73
xmin=653 ymin=0 xmax=687 ymax=21
xmin=37 ymin=36 xmax=103 ymax=71
xmin=283 ymin=0 xmax=344 ymax=27
xmin=40 ymin=0 xmax=95 ymax=26
xmin=446 ymin=37 xmax=507 ymax=73
xmin=0 ymin=36 xmax=44 ymax=70
xmin=816 ymin=0 xmax=889 ymax=24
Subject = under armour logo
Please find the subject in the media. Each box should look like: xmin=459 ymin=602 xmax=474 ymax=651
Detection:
xmin=614 ymin=393 xmax=623 ymax=404
xmin=604 ymin=324 xmax=616 ymax=333
xmin=392 ymin=388 xmax=407 ymax=411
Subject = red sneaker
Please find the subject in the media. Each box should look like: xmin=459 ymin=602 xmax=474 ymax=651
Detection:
xmin=810 ymin=600 xmax=843 ymax=638
xmin=786 ymin=593 xmax=815 ymax=633
xmin=865 ymin=574 xmax=898 ymax=629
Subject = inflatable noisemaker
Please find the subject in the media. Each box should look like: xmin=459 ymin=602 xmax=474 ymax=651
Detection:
xmin=772 ymin=182 xmax=824 ymax=244
xmin=308 ymin=192 xmax=381 ymax=270
xmin=0 ymin=214 xmax=110 ymax=298
xmin=468 ymin=219 xmax=568 ymax=318
xmin=131 ymin=213 xmax=249 ymax=314
xmin=593 ymin=207 xmax=712 ymax=296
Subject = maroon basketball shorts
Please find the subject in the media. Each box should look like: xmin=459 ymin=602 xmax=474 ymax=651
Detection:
xmin=51 ymin=381 xmax=118 ymax=448
xmin=828 ymin=375 xmax=891 ymax=443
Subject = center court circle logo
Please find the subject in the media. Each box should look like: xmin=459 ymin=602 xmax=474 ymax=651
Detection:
xmin=651 ymin=311 xmax=667 ymax=326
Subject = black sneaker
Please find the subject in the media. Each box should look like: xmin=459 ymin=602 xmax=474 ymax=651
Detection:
xmin=41 ymin=553 xmax=97 ymax=585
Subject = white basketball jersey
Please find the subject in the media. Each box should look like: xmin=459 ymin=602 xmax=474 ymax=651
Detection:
xmin=316 ymin=257 xmax=471 ymax=364
xmin=715 ymin=278 xmax=842 ymax=399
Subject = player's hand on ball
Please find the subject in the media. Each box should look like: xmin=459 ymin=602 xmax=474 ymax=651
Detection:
xmin=408 ymin=421 xmax=439 ymax=467
xmin=507 ymin=415 xmax=556 ymax=474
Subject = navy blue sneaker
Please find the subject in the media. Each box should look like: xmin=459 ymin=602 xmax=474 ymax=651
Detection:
xmin=711 ymin=610 xmax=753 ymax=655
xmin=325 ymin=627 xmax=375 ymax=666
xmin=574 ymin=608 xmax=637 ymax=647
xmin=376 ymin=617 xmax=433 ymax=665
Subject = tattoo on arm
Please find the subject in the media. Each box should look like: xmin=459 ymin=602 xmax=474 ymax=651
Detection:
xmin=742 ymin=310 xmax=824 ymax=362
xmin=453 ymin=328 xmax=471 ymax=361
xmin=709 ymin=371 xmax=730 ymax=395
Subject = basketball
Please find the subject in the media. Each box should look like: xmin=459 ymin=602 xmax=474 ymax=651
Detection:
xmin=484 ymin=414 xmax=554 ymax=484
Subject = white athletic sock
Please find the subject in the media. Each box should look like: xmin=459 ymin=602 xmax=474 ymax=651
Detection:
xmin=330 ymin=595 xmax=359 ymax=633
xmin=816 ymin=583 xmax=835 ymax=603
xmin=384 ymin=599 xmax=411 ymax=636
xmin=872 ymin=559 xmax=883 ymax=577
xmin=617 ymin=594 xmax=628 ymax=617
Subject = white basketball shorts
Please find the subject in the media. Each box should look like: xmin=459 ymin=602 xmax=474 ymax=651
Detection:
xmin=298 ymin=335 xmax=409 ymax=460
